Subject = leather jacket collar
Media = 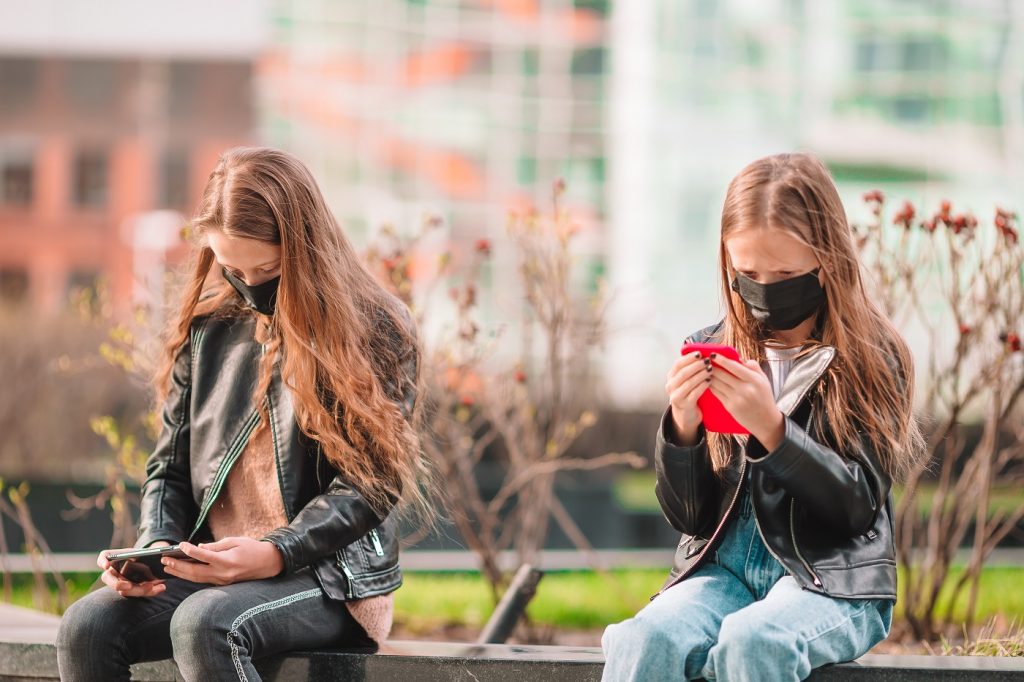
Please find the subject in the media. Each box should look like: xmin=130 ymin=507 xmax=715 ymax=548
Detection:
xmin=775 ymin=345 xmax=835 ymax=417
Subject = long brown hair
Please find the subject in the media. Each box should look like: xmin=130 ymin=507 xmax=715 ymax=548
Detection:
xmin=710 ymin=152 xmax=925 ymax=482
xmin=155 ymin=146 xmax=428 ymax=517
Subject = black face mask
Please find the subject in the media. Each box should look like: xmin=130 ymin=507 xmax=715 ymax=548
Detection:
xmin=222 ymin=268 xmax=280 ymax=316
xmin=731 ymin=268 xmax=825 ymax=331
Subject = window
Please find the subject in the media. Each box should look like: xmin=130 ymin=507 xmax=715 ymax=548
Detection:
xmin=66 ymin=270 xmax=100 ymax=295
xmin=854 ymin=38 xmax=879 ymax=71
xmin=0 ymin=58 xmax=38 ymax=113
xmin=65 ymin=270 xmax=101 ymax=310
xmin=73 ymin=150 xmax=108 ymax=208
xmin=67 ymin=59 xmax=118 ymax=113
xmin=158 ymin=149 xmax=189 ymax=209
xmin=893 ymin=96 xmax=929 ymax=122
xmin=0 ymin=268 xmax=29 ymax=304
xmin=902 ymin=37 xmax=946 ymax=72
xmin=0 ymin=148 xmax=33 ymax=205
xmin=522 ymin=49 xmax=539 ymax=76
xmin=574 ymin=0 xmax=609 ymax=15
xmin=168 ymin=62 xmax=201 ymax=118
xmin=517 ymin=156 xmax=537 ymax=186
xmin=572 ymin=47 xmax=605 ymax=76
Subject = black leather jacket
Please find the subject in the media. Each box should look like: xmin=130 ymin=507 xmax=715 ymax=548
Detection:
xmin=136 ymin=311 xmax=416 ymax=602
xmin=653 ymin=323 xmax=897 ymax=602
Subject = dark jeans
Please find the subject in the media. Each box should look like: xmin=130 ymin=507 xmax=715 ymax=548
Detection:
xmin=56 ymin=568 xmax=371 ymax=681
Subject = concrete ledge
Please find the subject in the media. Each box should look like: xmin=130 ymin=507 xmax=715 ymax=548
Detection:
xmin=2 ymin=638 xmax=1024 ymax=681
xmin=1 ymin=605 xmax=1022 ymax=681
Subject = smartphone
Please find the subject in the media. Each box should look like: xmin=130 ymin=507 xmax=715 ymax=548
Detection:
xmin=680 ymin=342 xmax=750 ymax=435
xmin=105 ymin=545 xmax=206 ymax=583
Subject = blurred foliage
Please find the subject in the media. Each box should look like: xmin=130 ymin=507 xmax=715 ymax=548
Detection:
xmin=0 ymin=297 xmax=152 ymax=482
xmin=854 ymin=194 xmax=1023 ymax=642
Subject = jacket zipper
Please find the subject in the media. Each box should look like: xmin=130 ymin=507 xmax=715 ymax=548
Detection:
xmin=265 ymin=391 xmax=291 ymax=520
xmin=338 ymin=556 xmax=356 ymax=598
xmin=790 ymin=498 xmax=823 ymax=587
xmin=315 ymin=444 xmax=323 ymax=490
xmin=652 ymin=458 xmax=748 ymax=600
xmin=188 ymin=409 xmax=261 ymax=539
xmin=746 ymin=473 xmax=807 ymax=578
xmin=369 ymin=529 xmax=385 ymax=556
xmin=750 ymin=396 xmax=823 ymax=589
xmin=782 ymin=397 xmax=823 ymax=589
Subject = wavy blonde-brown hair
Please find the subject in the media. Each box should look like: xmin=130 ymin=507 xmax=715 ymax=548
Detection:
xmin=710 ymin=152 xmax=925 ymax=482
xmin=155 ymin=146 xmax=428 ymax=517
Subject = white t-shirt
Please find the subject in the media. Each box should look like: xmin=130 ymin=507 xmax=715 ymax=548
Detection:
xmin=763 ymin=345 xmax=803 ymax=401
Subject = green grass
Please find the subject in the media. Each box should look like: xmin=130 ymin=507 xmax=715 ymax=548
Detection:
xmin=395 ymin=566 xmax=1024 ymax=633
xmin=893 ymin=484 xmax=1024 ymax=517
xmin=395 ymin=569 xmax=667 ymax=633
xmin=3 ymin=572 xmax=100 ymax=613
xmin=6 ymin=567 xmax=1023 ymax=633
xmin=612 ymin=471 xmax=1024 ymax=517
xmin=897 ymin=566 xmax=1024 ymax=624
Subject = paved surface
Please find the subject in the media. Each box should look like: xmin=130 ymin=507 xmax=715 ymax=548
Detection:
xmin=4 ymin=548 xmax=1024 ymax=573
xmin=0 ymin=603 xmax=60 ymax=644
xmin=2 ymin=604 xmax=1023 ymax=680
xmin=1 ymin=636 xmax=1023 ymax=681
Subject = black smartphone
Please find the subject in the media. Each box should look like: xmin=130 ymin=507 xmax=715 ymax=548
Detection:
xmin=105 ymin=545 xmax=206 ymax=583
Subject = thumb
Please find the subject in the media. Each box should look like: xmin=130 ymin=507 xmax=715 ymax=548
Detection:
xmin=196 ymin=538 xmax=238 ymax=552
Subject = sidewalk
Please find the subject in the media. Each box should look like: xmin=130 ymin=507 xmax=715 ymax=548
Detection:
xmin=0 ymin=603 xmax=60 ymax=643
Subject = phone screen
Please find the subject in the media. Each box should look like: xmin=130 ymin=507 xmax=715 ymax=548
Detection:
xmin=106 ymin=545 xmax=204 ymax=583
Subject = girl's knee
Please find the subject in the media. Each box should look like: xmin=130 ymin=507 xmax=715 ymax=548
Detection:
xmin=57 ymin=590 xmax=121 ymax=652
xmin=604 ymin=616 xmax=714 ymax=681
xmin=56 ymin=590 xmax=134 ymax=681
xmin=707 ymin=615 xmax=805 ymax=680
xmin=169 ymin=590 xmax=232 ymax=655
xmin=715 ymin=612 xmax=798 ymax=652
xmin=604 ymin=614 xmax=708 ymax=660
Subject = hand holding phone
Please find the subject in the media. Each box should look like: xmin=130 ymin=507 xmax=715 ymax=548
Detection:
xmin=679 ymin=342 xmax=750 ymax=435
xmin=105 ymin=545 xmax=207 ymax=583
xmin=98 ymin=545 xmax=166 ymax=597
xmin=666 ymin=347 xmax=712 ymax=443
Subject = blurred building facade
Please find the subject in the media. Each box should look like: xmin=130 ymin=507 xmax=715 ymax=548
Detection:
xmin=256 ymin=0 xmax=1023 ymax=406
xmin=606 ymin=0 xmax=1024 ymax=406
xmin=257 ymin=0 xmax=611 ymax=332
xmin=0 ymin=1 xmax=267 ymax=313
xmin=2 ymin=0 xmax=1020 ymax=404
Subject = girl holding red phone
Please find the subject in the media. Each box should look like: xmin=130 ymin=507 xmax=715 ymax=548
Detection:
xmin=602 ymin=153 xmax=924 ymax=681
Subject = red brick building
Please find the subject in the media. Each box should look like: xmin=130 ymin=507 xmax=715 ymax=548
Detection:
xmin=0 ymin=56 xmax=255 ymax=313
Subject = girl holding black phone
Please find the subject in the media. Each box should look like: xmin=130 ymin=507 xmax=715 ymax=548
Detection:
xmin=57 ymin=147 xmax=428 ymax=681
xmin=601 ymin=153 xmax=924 ymax=681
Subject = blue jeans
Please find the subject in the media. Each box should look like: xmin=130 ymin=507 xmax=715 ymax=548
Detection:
xmin=602 ymin=474 xmax=893 ymax=681
xmin=56 ymin=568 xmax=372 ymax=681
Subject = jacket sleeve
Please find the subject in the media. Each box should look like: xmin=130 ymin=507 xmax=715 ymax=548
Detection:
xmin=135 ymin=331 xmax=196 ymax=548
xmin=654 ymin=408 xmax=720 ymax=537
xmin=262 ymin=337 xmax=419 ymax=574
xmin=745 ymin=415 xmax=892 ymax=537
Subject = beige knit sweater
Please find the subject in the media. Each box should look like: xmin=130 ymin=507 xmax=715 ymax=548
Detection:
xmin=207 ymin=424 xmax=393 ymax=643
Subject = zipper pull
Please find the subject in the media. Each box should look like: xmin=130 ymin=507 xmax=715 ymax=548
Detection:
xmin=339 ymin=558 xmax=355 ymax=599
xmin=369 ymin=529 xmax=384 ymax=556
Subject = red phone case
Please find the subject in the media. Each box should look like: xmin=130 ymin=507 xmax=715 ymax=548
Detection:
xmin=680 ymin=342 xmax=750 ymax=435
